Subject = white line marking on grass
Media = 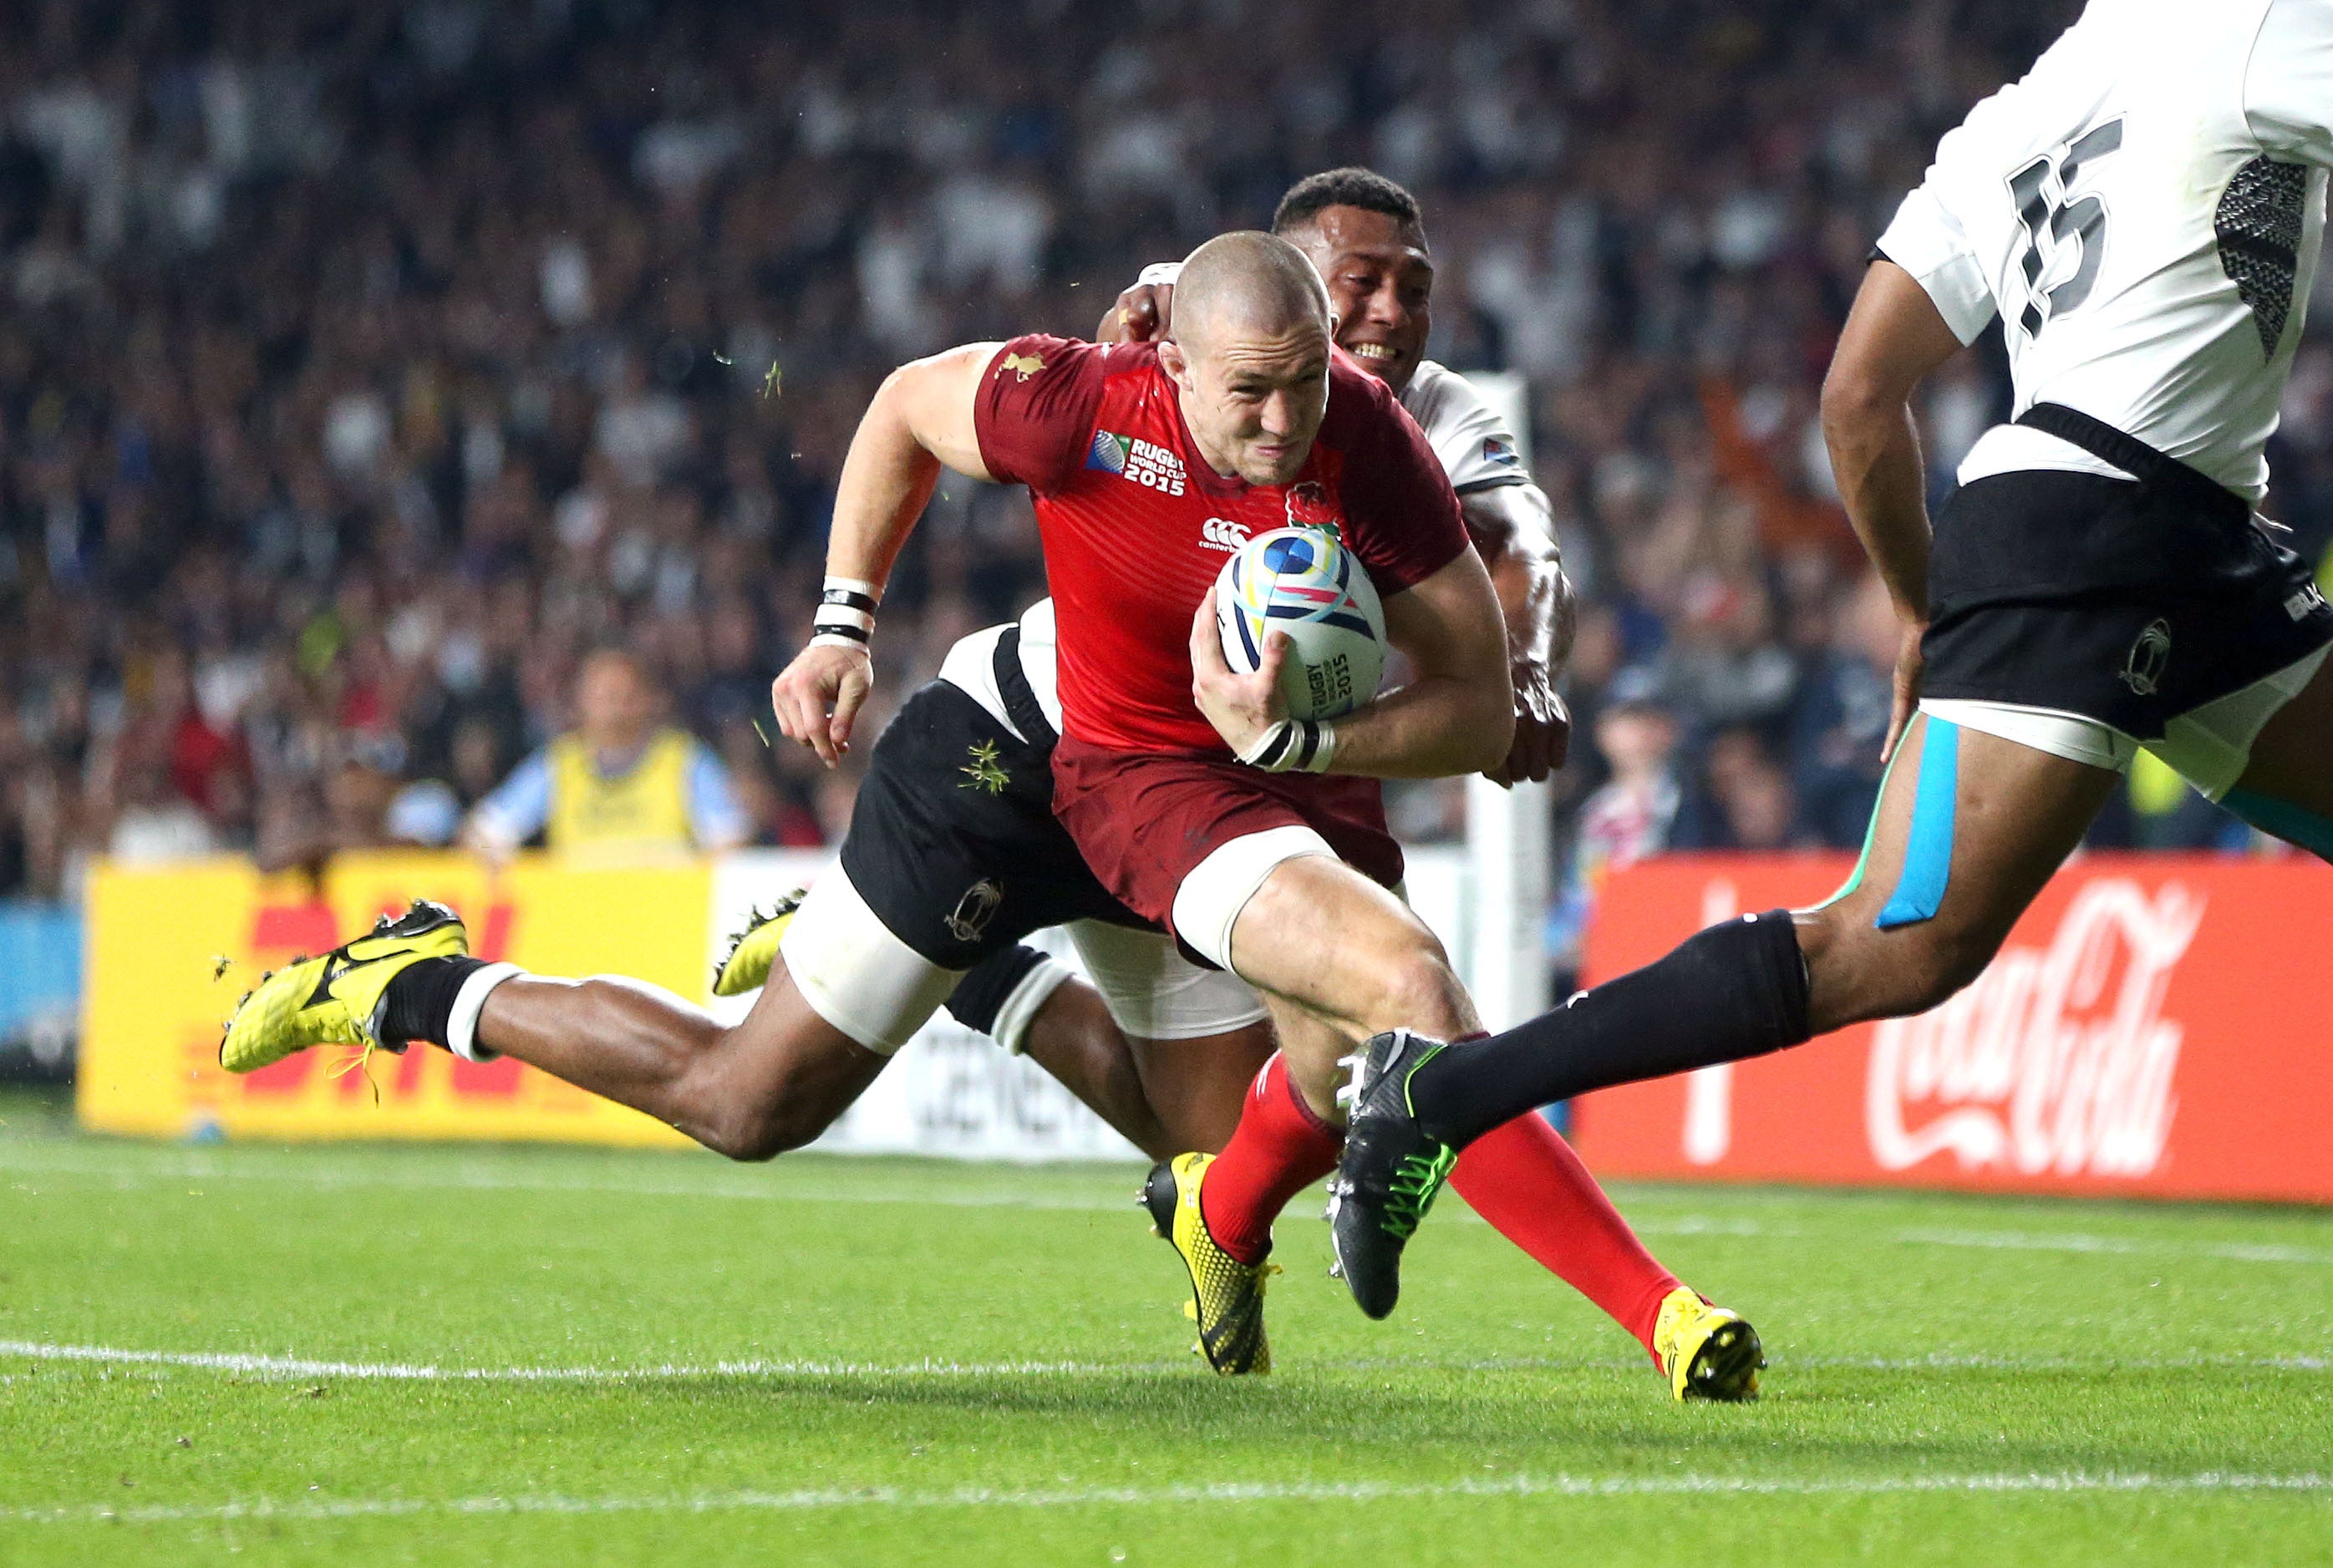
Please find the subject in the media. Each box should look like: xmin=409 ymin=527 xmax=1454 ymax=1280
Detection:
xmin=8 ymin=1470 xmax=2328 ymax=1526
xmin=1632 ymin=1219 xmax=2333 ymax=1268
xmin=0 ymin=1342 xmax=1145 ymax=1383
xmin=1792 ymin=1352 xmax=2333 ymax=1373
xmin=8 ymin=1341 xmax=2329 ymax=1385
xmin=1895 ymin=1228 xmax=2333 ymax=1266
xmin=1629 ymin=1215 xmax=1777 ymax=1237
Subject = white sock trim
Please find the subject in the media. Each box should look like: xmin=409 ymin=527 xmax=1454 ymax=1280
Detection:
xmin=992 ymin=957 xmax=1073 ymax=1057
xmin=447 ymin=963 xmax=523 ymax=1063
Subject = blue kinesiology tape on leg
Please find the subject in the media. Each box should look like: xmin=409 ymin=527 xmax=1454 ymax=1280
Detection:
xmin=1877 ymin=718 xmax=1959 ymax=931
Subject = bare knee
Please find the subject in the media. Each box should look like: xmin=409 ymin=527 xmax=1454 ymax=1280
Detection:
xmin=1892 ymin=929 xmax=1995 ymax=1017
xmin=685 ymin=1033 xmax=862 ymax=1162
xmin=703 ymin=1088 xmax=835 ymax=1163
xmin=1366 ymin=939 xmax=1472 ymax=1038
xmin=1804 ymin=906 xmax=2002 ymax=1031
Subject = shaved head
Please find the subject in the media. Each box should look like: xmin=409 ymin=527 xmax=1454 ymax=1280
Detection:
xmin=1159 ymin=232 xmax=1333 ymax=486
xmin=1171 ymin=231 xmax=1332 ymax=351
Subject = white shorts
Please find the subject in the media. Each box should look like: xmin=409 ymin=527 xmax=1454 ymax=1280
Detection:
xmin=1067 ymin=920 xmax=1267 ymax=1041
xmin=1923 ymin=643 xmax=2328 ymax=800
xmin=778 ymin=864 xmax=1268 ymax=1054
xmin=1169 ymin=824 xmax=1339 ymax=972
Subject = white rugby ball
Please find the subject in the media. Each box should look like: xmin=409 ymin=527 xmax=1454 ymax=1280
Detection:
xmin=1214 ymin=526 xmax=1387 ymax=720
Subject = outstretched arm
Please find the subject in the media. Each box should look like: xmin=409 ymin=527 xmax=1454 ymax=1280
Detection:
xmin=770 ymin=343 xmax=1000 ymax=766
xmin=1818 ymin=260 xmax=1964 ymax=761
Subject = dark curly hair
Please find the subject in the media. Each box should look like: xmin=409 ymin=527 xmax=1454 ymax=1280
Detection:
xmin=1271 ymin=168 xmax=1428 ymax=248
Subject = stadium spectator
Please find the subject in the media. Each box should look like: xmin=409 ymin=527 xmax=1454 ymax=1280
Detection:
xmin=256 ymin=737 xmax=404 ymax=875
xmin=106 ymin=748 xmax=217 ymax=864
xmin=1547 ymin=671 xmax=1685 ymax=970
xmin=1674 ymin=727 xmax=1809 ymax=852
xmin=1787 ymin=570 xmax=1899 ymax=848
xmin=7 ymin=0 xmax=2319 ymax=921
xmin=464 ymin=647 xmax=749 ymax=865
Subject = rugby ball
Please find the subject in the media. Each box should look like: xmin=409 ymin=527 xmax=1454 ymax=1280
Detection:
xmin=1214 ymin=526 xmax=1386 ymax=720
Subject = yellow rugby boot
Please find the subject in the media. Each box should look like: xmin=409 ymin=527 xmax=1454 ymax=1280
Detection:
xmin=711 ymin=889 xmax=806 ymax=997
xmin=1141 ymin=1154 xmax=1278 ymax=1375
xmin=1653 ymin=1287 xmax=1765 ymax=1402
xmin=219 ymin=901 xmax=470 ymax=1074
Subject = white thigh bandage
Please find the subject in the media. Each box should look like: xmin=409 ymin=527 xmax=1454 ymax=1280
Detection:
xmin=1919 ymin=698 xmax=2135 ymax=773
xmin=1169 ymin=824 xmax=1336 ymax=973
xmin=777 ymin=867 xmax=963 ymax=1054
xmin=1923 ymin=641 xmax=2330 ymax=803
xmin=1068 ymin=920 xmax=1268 ymax=1042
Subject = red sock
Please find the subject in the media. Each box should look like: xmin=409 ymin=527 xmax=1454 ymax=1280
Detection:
xmin=1198 ymin=1053 xmax=1343 ymax=1265
xmin=1452 ymin=1113 xmax=1681 ymax=1357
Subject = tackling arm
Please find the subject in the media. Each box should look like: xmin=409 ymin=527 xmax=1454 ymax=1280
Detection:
xmin=1462 ymin=480 xmax=1575 ymax=782
xmin=770 ymin=343 xmax=999 ymax=765
xmin=1817 ymin=259 xmax=1965 ymax=760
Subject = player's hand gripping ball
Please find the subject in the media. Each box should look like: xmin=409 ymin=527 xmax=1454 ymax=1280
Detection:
xmin=1213 ymin=526 xmax=1386 ymax=720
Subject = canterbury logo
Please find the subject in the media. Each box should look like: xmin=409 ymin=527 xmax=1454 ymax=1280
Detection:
xmin=1199 ymin=518 xmax=1250 ymax=553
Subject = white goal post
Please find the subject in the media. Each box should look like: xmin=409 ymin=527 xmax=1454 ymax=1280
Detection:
xmin=1456 ymin=370 xmax=1553 ymax=1034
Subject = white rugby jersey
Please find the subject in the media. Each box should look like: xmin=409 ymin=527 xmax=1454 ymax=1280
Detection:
xmin=1876 ymin=0 xmax=2333 ymax=502
xmin=1397 ymin=359 xmax=1530 ymax=495
xmin=941 ymin=358 xmax=1533 ymax=741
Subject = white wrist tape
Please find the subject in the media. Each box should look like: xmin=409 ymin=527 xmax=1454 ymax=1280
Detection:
xmin=814 ymin=576 xmax=882 ymax=647
xmin=1136 ymin=261 xmax=1183 ymax=287
xmin=1237 ymin=718 xmax=1336 ymax=774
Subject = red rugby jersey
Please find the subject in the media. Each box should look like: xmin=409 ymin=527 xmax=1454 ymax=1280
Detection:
xmin=972 ymin=336 xmax=1467 ymax=754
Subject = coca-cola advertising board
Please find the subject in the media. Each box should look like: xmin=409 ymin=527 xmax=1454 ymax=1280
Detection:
xmin=1568 ymin=854 xmax=2333 ymax=1203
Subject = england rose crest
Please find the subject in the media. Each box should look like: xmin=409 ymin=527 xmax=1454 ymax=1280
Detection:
xmin=1284 ymin=480 xmax=1341 ymax=535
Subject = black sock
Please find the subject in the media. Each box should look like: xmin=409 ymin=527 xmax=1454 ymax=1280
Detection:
xmin=944 ymin=944 xmax=1050 ymax=1038
xmin=377 ymin=956 xmax=490 ymax=1048
xmin=1410 ymin=909 xmax=1812 ymax=1148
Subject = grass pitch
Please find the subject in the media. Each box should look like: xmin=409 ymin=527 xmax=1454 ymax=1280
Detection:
xmin=3 ymin=1087 xmax=2330 ymax=1565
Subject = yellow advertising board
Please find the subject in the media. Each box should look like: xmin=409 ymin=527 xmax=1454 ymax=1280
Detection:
xmin=79 ymin=851 xmax=707 ymax=1148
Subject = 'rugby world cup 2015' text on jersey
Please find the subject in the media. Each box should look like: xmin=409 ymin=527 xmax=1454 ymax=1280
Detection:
xmin=1878 ymin=0 xmax=2333 ymax=502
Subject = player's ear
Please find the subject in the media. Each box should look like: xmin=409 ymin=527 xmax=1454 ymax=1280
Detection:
xmin=1156 ymin=338 xmax=1190 ymax=385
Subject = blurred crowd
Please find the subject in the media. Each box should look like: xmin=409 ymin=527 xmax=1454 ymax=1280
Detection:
xmin=3 ymin=0 xmax=2329 ymax=912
